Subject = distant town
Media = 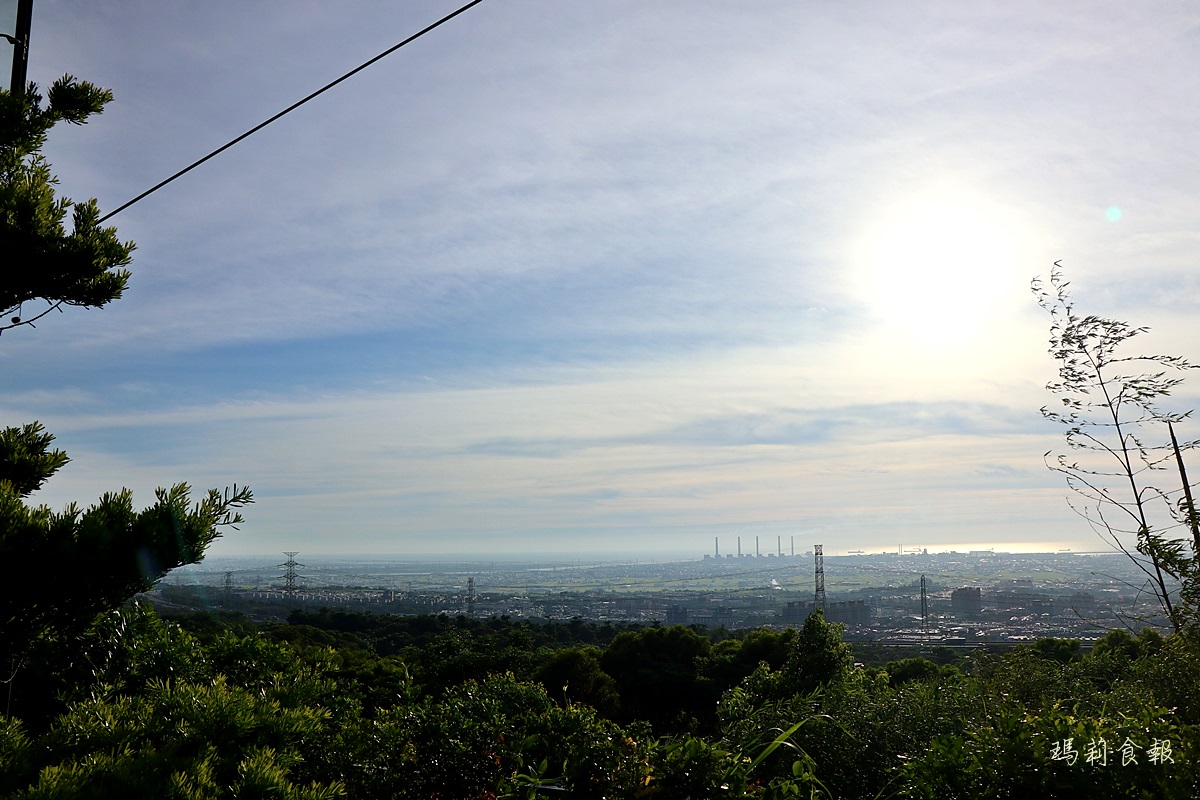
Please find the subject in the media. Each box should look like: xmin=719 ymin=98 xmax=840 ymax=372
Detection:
xmin=152 ymin=543 xmax=1173 ymax=644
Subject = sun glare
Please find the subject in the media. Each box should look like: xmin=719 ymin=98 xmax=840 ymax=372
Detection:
xmin=849 ymin=187 xmax=1025 ymax=350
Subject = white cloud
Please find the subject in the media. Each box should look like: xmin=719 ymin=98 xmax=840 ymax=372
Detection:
xmin=11 ymin=1 xmax=1200 ymax=555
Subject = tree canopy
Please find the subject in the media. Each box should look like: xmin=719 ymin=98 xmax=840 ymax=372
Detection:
xmin=0 ymin=421 xmax=252 ymax=661
xmin=0 ymin=76 xmax=133 ymax=334
xmin=1 ymin=78 xmax=251 ymax=721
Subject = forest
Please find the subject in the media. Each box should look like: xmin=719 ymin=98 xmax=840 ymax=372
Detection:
xmin=2 ymin=603 xmax=1199 ymax=798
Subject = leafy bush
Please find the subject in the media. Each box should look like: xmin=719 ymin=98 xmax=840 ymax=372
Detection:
xmin=901 ymin=699 xmax=1200 ymax=799
xmin=347 ymin=673 xmax=648 ymax=799
xmin=5 ymin=679 xmax=344 ymax=799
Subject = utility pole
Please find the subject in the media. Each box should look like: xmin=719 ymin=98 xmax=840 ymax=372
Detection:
xmin=2 ymin=0 xmax=33 ymax=94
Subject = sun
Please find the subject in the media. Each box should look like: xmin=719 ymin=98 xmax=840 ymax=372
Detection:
xmin=848 ymin=185 xmax=1025 ymax=350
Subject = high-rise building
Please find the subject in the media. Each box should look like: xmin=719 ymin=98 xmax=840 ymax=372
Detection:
xmin=951 ymin=587 xmax=982 ymax=615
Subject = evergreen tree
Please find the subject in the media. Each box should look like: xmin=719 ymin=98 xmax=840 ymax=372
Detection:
xmin=780 ymin=610 xmax=853 ymax=696
xmin=0 ymin=422 xmax=251 ymax=662
xmin=1 ymin=76 xmax=133 ymax=334
xmin=1 ymin=79 xmax=251 ymax=720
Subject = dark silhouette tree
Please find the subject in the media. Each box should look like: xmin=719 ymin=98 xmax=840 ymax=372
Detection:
xmin=0 ymin=422 xmax=251 ymax=719
xmin=1033 ymin=264 xmax=1199 ymax=631
xmin=600 ymin=625 xmax=716 ymax=731
xmin=533 ymin=645 xmax=620 ymax=717
xmin=1 ymin=76 xmax=133 ymax=334
xmin=884 ymin=656 xmax=940 ymax=687
xmin=1 ymin=78 xmax=251 ymax=718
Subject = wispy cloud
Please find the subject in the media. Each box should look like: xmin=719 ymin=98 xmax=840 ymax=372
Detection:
xmin=11 ymin=1 xmax=1199 ymax=555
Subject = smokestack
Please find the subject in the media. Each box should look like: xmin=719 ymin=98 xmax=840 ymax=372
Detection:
xmin=756 ymin=536 xmax=760 ymax=558
xmin=791 ymin=536 xmax=795 ymax=557
xmin=777 ymin=536 xmax=782 ymax=556
xmin=738 ymin=536 xmax=742 ymax=558
xmin=715 ymin=537 xmax=719 ymax=558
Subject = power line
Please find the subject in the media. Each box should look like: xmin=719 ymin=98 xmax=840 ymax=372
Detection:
xmin=97 ymin=0 xmax=488 ymax=224
xmin=278 ymin=551 xmax=304 ymax=596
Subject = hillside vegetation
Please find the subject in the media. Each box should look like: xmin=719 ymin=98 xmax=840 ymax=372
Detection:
xmin=2 ymin=604 xmax=1197 ymax=798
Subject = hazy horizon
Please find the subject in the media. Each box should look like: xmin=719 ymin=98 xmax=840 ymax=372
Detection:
xmin=184 ymin=540 xmax=1112 ymax=567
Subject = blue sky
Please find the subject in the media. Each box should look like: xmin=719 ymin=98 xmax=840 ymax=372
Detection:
xmin=4 ymin=1 xmax=1200 ymax=556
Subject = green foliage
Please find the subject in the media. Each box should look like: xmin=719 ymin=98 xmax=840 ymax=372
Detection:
xmin=0 ymin=423 xmax=68 ymax=496
xmin=1030 ymin=637 xmax=1083 ymax=665
xmin=703 ymin=628 xmax=796 ymax=695
xmin=1091 ymin=628 xmax=1139 ymax=661
xmin=1128 ymin=633 xmax=1200 ymax=726
xmin=725 ymin=667 xmax=984 ymax=798
xmin=163 ymin=609 xmax=259 ymax=642
xmin=0 ymin=424 xmax=252 ymax=665
xmin=736 ymin=628 xmax=795 ymax=666
xmin=726 ymin=612 xmax=853 ymax=710
xmin=82 ymin=603 xmax=211 ymax=695
xmin=0 ymin=716 xmax=33 ymax=796
xmin=348 ymin=673 xmax=648 ymax=800
xmin=895 ymin=628 xmax=1200 ymax=798
xmin=0 ymin=77 xmax=133 ymax=332
xmin=973 ymin=645 xmax=1083 ymax=712
xmin=600 ymin=625 xmax=718 ymax=732
xmin=885 ymin=657 xmax=940 ymax=687
xmin=647 ymin=725 xmax=827 ymax=800
xmin=902 ymin=699 xmax=1200 ymax=799
xmin=1 ymin=605 xmax=364 ymax=797
xmin=781 ymin=612 xmax=853 ymax=696
xmin=533 ymin=645 xmax=620 ymax=717
xmin=16 ymin=603 xmax=355 ymax=729
xmin=7 ymin=678 xmax=345 ymax=799
xmin=10 ymin=600 xmax=1200 ymax=798
xmin=327 ymin=648 xmax=416 ymax=717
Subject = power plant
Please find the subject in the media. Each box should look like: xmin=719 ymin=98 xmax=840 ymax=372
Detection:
xmin=711 ymin=536 xmax=801 ymax=559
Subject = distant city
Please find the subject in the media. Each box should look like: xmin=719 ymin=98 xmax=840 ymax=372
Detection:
xmin=154 ymin=541 xmax=1174 ymax=644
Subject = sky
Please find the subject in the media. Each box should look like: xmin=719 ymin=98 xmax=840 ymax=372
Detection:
xmin=3 ymin=1 xmax=1200 ymax=557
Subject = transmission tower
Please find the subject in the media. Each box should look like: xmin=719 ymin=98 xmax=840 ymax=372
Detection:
xmin=920 ymin=574 xmax=929 ymax=641
xmin=813 ymin=544 xmax=826 ymax=612
xmin=466 ymin=577 xmax=476 ymax=617
xmin=278 ymin=552 xmax=304 ymax=597
xmin=223 ymin=571 xmax=233 ymax=595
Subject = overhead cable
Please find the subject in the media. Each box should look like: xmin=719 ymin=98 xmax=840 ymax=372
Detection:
xmin=98 ymin=0 xmax=487 ymax=223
